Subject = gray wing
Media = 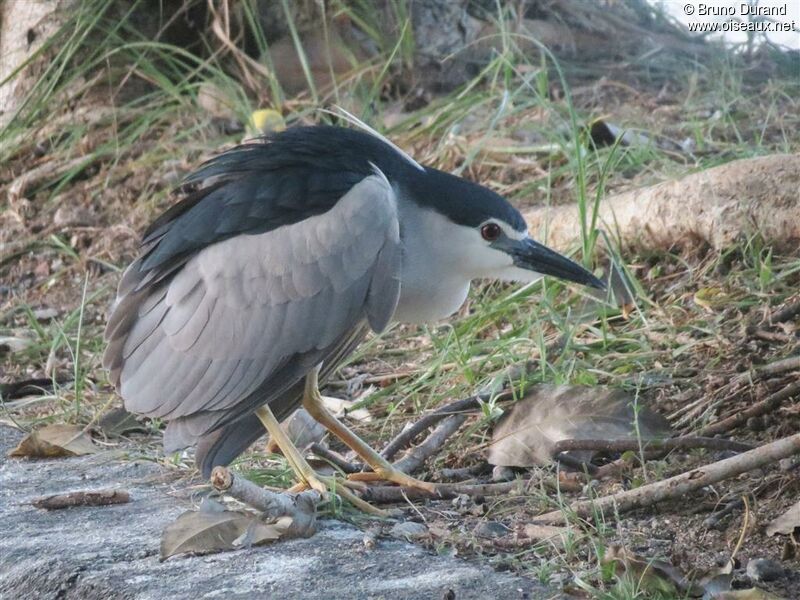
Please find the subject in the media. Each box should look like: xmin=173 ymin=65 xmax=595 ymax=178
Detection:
xmin=194 ymin=322 xmax=369 ymax=478
xmin=103 ymin=173 xmax=400 ymax=447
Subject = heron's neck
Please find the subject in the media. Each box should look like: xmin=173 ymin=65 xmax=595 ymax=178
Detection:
xmin=393 ymin=206 xmax=472 ymax=324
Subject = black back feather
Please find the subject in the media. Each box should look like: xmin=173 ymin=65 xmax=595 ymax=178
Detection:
xmin=135 ymin=125 xmax=526 ymax=288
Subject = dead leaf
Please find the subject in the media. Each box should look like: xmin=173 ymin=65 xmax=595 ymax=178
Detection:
xmin=488 ymin=385 xmax=672 ymax=467
xmin=697 ymin=559 xmax=734 ymax=597
xmin=267 ymin=408 xmax=326 ymax=454
xmin=160 ymin=499 xmax=289 ymax=559
xmin=96 ymin=407 xmax=146 ymax=438
xmin=9 ymin=424 xmax=96 ymax=458
xmin=322 ymin=395 xmax=373 ymax=423
xmin=766 ymin=500 xmax=800 ymax=539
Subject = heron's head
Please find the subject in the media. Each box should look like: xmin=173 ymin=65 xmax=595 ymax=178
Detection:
xmin=401 ymin=167 xmax=605 ymax=290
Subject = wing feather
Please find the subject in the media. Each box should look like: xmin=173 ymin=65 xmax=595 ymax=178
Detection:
xmin=105 ymin=173 xmax=400 ymax=445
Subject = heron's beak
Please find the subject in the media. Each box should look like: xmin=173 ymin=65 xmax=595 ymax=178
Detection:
xmin=508 ymin=237 xmax=606 ymax=290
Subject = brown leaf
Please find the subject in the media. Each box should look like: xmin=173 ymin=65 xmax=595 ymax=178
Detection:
xmin=96 ymin=407 xmax=146 ymax=438
xmin=160 ymin=502 xmax=289 ymax=559
xmin=766 ymin=500 xmax=800 ymax=538
xmin=321 ymin=395 xmax=372 ymax=423
xmin=488 ymin=385 xmax=672 ymax=467
xmin=9 ymin=424 xmax=96 ymax=458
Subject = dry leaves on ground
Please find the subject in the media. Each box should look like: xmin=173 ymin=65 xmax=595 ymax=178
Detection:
xmin=488 ymin=385 xmax=672 ymax=467
xmin=8 ymin=424 xmax=96 ymax=458
xmin=160 ymin=498 xmax=291 ymax=560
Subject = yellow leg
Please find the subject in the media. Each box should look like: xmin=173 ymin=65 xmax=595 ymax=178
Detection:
xmin=254 ymin=405 xmax=386 ymax=516
xmin=302 ymin=368 xmax=437 ymax=493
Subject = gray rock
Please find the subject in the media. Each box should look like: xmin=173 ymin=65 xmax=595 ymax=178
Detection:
xmin=746 ymin=558 xmax=784 ymax=582
xmin=473 ymin=521 xmax=509 ymax=539
xmin=492 ymin=465 xmax=516 ymax=482
xmin=0 ymin=426 xmax=549 ymax=599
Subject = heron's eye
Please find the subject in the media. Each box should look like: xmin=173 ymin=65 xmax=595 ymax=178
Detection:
xmin=480 ymin=223 xmax=502 ymax=242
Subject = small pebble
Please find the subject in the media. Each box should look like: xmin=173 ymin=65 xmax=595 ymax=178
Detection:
xmin=389 ymin=521 xmax=427 ymax=541
xmin=746 ymin=558 xmax=783 ymax=582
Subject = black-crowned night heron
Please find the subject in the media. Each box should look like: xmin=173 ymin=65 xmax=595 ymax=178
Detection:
xmin=103 ymin=123 xmax=603 ymax=500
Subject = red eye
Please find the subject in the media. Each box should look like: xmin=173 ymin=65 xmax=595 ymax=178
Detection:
xmin=480 ymin=223 xmax=501 ymax=241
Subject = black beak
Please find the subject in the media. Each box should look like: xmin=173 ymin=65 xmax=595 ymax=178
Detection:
xmin=509 ymin=238 xmax=606 ymax=290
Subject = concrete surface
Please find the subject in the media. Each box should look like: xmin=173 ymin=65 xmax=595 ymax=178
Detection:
xmin=0 ymin=426 xmax=553 ymax=599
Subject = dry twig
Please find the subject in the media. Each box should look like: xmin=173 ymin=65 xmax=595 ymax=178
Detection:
xmin=535 ymin=432 xmax=800 ymax=524
xmin=394 ymin=414 xmax=468 ymax=475
xmin=359 ymin=473 xmax=582 ymax=503
xmin=211 ymin=466 xmax=320 ymax=536
xmin=699 ymin=380 xmax=800 ymax=436
xmin=381 ymin=395 xmax=486 ymax=461
xmin=32 ymin=489 xmax=130 ymax=510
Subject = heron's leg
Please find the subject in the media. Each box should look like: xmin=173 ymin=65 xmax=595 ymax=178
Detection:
xmin=253 ymin=405 xmax=385 ymax=516
xmin=302 ymin=369 xmax=437 ymax=493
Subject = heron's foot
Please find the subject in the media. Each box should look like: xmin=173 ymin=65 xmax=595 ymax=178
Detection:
xmin=253 ymin=405 xmax=387 ymax=516
xmin=348 ymin=467 xmax=438 ymax=494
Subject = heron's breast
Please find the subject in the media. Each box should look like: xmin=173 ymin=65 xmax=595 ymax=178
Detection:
xmin=393 ymin=269 xmax=470 ymax=324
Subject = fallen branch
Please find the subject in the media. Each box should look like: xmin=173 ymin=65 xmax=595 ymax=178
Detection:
xmin=552 ymin=436 xmax=753 ymax=456
xmin=523 ymin=154 xmax=800 ymax=252
xmin=535 ymin=432 xmax=800 ymax=524
xmin=732 ymin=356 xmax=800 ymax=387
xmin=8 ymin=156 xmax=91 ymax=205
xmin=753 ymin=330 xmax=796 ymax=344
xmin=359 ymin=473 xmax=582 ymax=503
xmin=699 ymin=380 xmax=800 ymax=437
xmin=211 ymin=466 xmax=320 ymax=536
xmin=394 ymin=414 xmax=468 ymax=475
xmin=381 ymin=395 xmax=485 ymax=461
xmin=32 ymin=489 xmax=130 ymax=510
